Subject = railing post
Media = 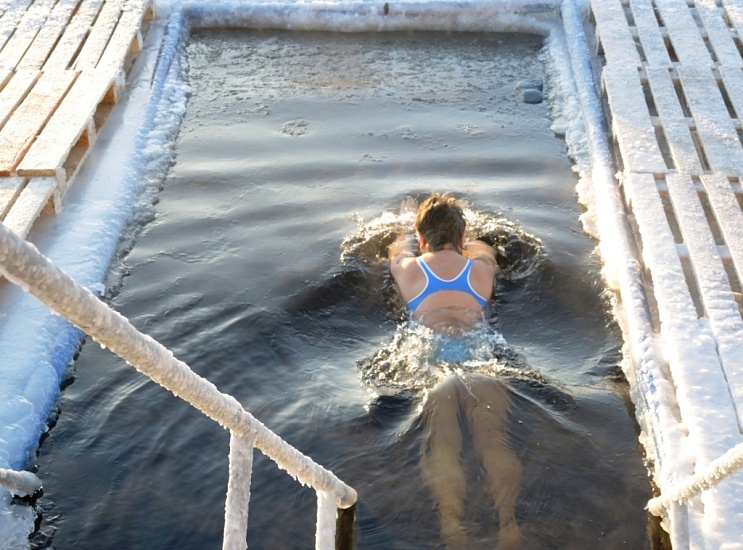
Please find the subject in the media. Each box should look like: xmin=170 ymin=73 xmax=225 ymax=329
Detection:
xmin=316 ymin=491 xmax=336 ymax=550
xmin=335 ymin=502 xmax=356 ymax=550
xmin=315 ymin=491 xmax=356 ymax=550
xmin=223 ymin=431 xmax=255 ymax=550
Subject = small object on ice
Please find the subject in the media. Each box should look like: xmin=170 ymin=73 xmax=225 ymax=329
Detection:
xmin=521 ymin=89 xmax=543 ymax=104
xmin=383 ymin=2 xmax=389 ymax=15
xmin=517 ymin=79 xmax=544 ymax=104
xmin=518 ymin=79 xmax=543 ymax=92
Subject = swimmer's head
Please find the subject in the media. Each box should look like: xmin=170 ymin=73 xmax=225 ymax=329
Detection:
xmin=415 ymin=193 xmax=466 ymax=253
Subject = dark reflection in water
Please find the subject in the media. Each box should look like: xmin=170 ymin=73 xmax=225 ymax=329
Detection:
xmin=32 ymin=29 xmax=654 ymax=549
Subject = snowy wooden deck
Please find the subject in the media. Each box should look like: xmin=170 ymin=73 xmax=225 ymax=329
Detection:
xmin=0 ymin=0 xmax=153 ymax=238
xmin=590 ymin=0 xmax=743 ymax=545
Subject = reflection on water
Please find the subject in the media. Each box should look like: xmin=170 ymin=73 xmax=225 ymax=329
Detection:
xmin=31 ymin=29 xmax=655 ymax=549
xmin=419 ymin=374 xmax=521 ymax=549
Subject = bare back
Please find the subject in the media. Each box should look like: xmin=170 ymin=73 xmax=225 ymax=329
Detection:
xmin=390 ymin=249 xmax=496 ymax=329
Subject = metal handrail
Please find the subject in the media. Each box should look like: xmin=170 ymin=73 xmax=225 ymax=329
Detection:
xmin=0 ymin=222 xmax=356 ymax=549
xmin=647 ymin=441 xmax=743 ymax=516
xmin=0 ymin=468 xmax=42 ymax=497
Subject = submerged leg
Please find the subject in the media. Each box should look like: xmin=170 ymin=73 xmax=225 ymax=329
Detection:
xmin=420 ymin=376 xmax=467 ymax=549
xmin=461 ymin=375 xmax=522 ymax=550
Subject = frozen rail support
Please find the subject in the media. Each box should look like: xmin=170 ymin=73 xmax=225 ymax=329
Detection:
xmin=0 ymin=221 xmax=357 ymax=549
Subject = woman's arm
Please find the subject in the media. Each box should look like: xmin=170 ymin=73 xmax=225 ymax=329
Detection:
xmin=388 ymin=233 xmax=416 ymax=263
xmin=389 ymin=197 xmax=419 ymax=265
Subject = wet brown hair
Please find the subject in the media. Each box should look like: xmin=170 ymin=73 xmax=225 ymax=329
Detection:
xmin=415 ymin=193 xmax=466 ymax=253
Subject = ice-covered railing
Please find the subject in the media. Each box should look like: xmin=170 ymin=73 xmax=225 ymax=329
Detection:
xmin=647 ymin=441 xmax=743 ymax=516
xmin=0 ymin=221 xmax=357 ymax=549
xmin=0 ymin=468 xmax=42 ymax=498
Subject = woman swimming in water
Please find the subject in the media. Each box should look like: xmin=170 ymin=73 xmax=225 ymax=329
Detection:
xmin=388 ymin=193 xmax=522 ymax=550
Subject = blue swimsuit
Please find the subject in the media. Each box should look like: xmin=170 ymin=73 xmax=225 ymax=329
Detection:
xmin=407 ymin=257 xmax=489 ymax=312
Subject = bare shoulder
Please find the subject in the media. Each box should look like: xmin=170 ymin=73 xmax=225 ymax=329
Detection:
xmin=463 ymin=240 xmax=499 ymax=274
xmin=471 ymin=257 xmax=498 ymax=278
xmin=389 ymin=254 xmax=418 ymax=278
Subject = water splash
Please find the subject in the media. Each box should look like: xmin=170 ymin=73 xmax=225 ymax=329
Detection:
xmin=358 ymin=320 xmax=545 ymax=395
xmin=339 ymin=204 xmax=544 ymax=316
xmin=341 ymin=206 xmax=544 ymax=280
xmin=343 ymin=205 xmax=550 ymax=397
xmin=463 ymin=209 xmax=544 ymax=280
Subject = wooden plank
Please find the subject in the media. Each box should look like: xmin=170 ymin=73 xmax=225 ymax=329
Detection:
xmin=701 ymin=174 xmax=743 ymax=295
xmin=719 ymin=67 xmax=743 ymax=122
xmin=73 ymin=0 xmax=126 ymax=70
xmin=721 ymin=0 xmax=743 ymax=40
xmin=2 ymin=176 xmax=54 ymax=238
xmin=0 ymin=67 xmax=11 ymax=90
xmin=18 ymin=0 xmax=82 ymax=70
xmin=590 ymin=0 xmax=642 ymax=66
xmin=0 ymin=0 xmax=56 ymax=70
xmin=43 ymin=0 xmax=106 ymax=70
xmin=0 ymin=0 xmax=32 ymax=53
xmin=696 ymin=0 xmax=743 ymax=66
xmin=0 ymin=69 xmax=39 ymax=128
xmin=96 ymin=0 xmax=149 ymax=71
xmin=666 ymin=173 xmax=743 ymax=421
xmin=0 ymin=70 xmax=77 ymax=176
xmin=623 ymin=171 xmax=743 ymax=457
xmin=0 ymin=175 xmax=24 ymax=219
xmin=646 ymin=68 xmax=704 ymax=174
xmin=629 ymin=0 xmax=672 ymax=66
xmin=678 ymin=66 xmax=743 ymax=175
xmin=18 ymin=70 xmax=114 ymax=182
xmin=603 ymin=66 xmax=668 ymax=173
xmin=655 ymin=0 xmax=714 ymax=66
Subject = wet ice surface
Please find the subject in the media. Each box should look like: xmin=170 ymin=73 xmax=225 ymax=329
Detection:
xmin=30 ymin=29 xmax=654 ymax=549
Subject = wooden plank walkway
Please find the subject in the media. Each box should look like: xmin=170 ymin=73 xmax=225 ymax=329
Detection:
xmin=590 ymin=0 xmax=743 ymax=545
xmin=0 ymin=0 xmax=153 ymax=238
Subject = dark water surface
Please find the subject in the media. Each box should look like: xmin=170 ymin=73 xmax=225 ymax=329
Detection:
xmin=34 ymin=30 xmax=653 ymax=548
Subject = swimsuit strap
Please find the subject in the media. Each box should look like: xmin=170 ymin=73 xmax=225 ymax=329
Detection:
xmin=407 ymin=257 xmax=489 ymax=312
